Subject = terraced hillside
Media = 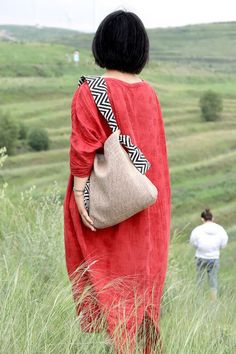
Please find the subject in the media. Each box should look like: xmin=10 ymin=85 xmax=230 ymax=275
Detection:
xmin=1 ymin=21 xmax=236 ymax=72
xmin=0 ymin=23 xmax=236 ymax=354
xmin=0 ymin=23 xmax=236 ymax=239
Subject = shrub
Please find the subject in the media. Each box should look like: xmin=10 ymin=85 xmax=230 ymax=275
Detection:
xmin=27 ymin=127 xmax=50 ymax=151
xmin=0 ymin=110 xmax=19 ymax=155
xmin=18 ymin=122 xmax=28 ymax=140
xmin=199 ymin=91 xmax=223 ymax=122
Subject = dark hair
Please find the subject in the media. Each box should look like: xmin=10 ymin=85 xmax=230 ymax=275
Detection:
xmin=92 ymin=10 xmax=149 ymax=74
xmin=201 ymin=208 xmax=213 ymax=221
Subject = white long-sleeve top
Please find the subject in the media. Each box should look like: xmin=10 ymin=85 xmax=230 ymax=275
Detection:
xmin=190 ymin=221 xmax=228 ymax=259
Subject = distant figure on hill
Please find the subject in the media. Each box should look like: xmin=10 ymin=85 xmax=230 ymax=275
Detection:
xmin=190 ymin=209 xmax=228 ymax=301
xmin=73 ymin=50 xmax=80 ymax=65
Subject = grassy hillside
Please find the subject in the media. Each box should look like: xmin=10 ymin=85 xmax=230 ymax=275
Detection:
xmin=0 ymin=24 xmax=92 ymax=48
xmin=1 ymin=22 xmax=236 ymax=72
xmin=0 ymin=181 xmax=235 ymax=353
xmin=0 ymin=41 xmax=95 ymax=78
xmin=0 ymin=47 xmax=235 ymax=237
xmin=148 ymin=22 xmax=236 ymax=72
xmin=0 ymin=22 xmax=236 ymax=353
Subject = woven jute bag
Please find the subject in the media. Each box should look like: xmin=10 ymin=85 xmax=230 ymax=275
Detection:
xmin=79 ymin=76 xmax=158 ymax=229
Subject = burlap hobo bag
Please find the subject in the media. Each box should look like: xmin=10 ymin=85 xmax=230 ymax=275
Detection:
xmin=89 ymin=129 xmax=158 ymax=228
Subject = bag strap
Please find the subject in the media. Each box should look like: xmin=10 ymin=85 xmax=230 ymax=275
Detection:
xmin=78 ymin=75 xmax=150 ymax=175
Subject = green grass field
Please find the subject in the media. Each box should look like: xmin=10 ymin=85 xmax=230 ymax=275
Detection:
xmin=0 ymin=23 xmax=236 ymax=353
xmin=1 ymin=182 xmax=235 ymax=353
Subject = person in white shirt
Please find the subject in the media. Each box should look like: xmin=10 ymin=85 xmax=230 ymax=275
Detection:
xmin=190 ymin=208 xmax=228 ymax=301
xmin=73 ymin=50 xmax=80 ymax=65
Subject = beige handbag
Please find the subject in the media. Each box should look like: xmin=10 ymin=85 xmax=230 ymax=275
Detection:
xmin=78 ymin=76 xmax=158 ymax=229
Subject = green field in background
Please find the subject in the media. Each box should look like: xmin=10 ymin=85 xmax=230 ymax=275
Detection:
xmin=0 ymin=22 xmax=236 ymax=354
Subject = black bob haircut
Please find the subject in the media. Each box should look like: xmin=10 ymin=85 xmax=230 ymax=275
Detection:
xmin=92 ymin=10 xmax=149 ymax=74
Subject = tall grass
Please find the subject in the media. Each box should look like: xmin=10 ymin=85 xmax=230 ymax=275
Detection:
xmin=1 ymin=23 xmax=236 ymax=353
xmin=0 ymin=151 xmax=235 ymax=353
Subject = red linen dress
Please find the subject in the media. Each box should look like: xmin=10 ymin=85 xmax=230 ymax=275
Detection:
xmin=63 ymin=78 xmax=171 ymax=353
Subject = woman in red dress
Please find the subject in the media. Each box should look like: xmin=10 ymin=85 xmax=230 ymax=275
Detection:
xmin=64 ymin=10 xmax=171 ymax=353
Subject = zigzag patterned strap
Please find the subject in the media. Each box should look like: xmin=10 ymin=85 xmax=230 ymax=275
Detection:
xmin=78 ymin=75 xmax=151 ymax=175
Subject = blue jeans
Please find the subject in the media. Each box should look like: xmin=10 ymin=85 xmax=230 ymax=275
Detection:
xmin=195 ymin=257 xmax=219 ymax=290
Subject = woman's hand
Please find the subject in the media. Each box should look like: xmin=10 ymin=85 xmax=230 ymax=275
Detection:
xmin=73 ymin=176 xmax=96 ymax=232
xmin=74 ymin=193 xmax=96 ymax=231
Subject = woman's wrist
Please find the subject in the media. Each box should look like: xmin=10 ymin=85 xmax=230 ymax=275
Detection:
xmin=73 ymin=176 xmax=89 ymax=195
xmin=73 ymin=186 xmax=84 ymax=193
xmin=73 ymin=187 xmax=84 ymax=199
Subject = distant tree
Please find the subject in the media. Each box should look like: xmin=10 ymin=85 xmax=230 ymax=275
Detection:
xmin=199 ymin=91 xmax=223 ymax=122
xmin=0 ymin=110 xmax=19 ymax=155
xmin=18 ymin=122 xmax=28 ymax=140
xmin=27 ymin=128 xmax=50 ymax=151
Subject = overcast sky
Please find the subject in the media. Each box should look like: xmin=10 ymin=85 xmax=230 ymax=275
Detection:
xmin=1 ymin=0 xmax=236 ymax=32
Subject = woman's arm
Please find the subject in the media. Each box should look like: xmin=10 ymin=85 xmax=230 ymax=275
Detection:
xmin=69 ymin=85 xmax=108 ymax=231
xmin=189 ymin=229 xmax=198 ymax=248
xmin=73 ymin=176 xmax=96 ymax=232
xmin=220 ymin=227 xmax=228 ymax=249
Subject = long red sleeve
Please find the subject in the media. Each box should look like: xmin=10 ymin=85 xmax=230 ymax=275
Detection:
xmin=69 ymin=83 xmax=110 ymax=177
